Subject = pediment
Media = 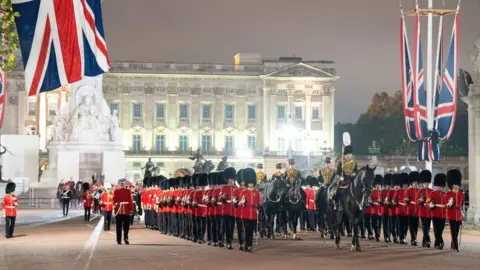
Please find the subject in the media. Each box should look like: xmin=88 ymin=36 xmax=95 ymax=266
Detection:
xmin=223 ymin=127 xmax=236 ymax=134
xmin=130 ymin=119 xmax=144 ymax=129
xmin=154 ymin=125 xmax=167 ymax=133
xmin=178 ymin=126 xmax=191 ymax=133
xmin=265 ymin=63 xmax=336 ymax=78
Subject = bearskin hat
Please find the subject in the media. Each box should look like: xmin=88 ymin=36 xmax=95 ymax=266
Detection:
xmin=419 ymin=170 xmax=432 ymax=184
xmin=288 ymin=159 xmax=295 ymax=165
xmin=82 ymin=182 xmax=90 ymax=192
xmin=217 ymin=170 xmax=227 ymax=185
xmin=5 ymin=182 xmax=16 ymax=194
xmin=305 ymin=176 xmax=313 ymax=186
xmin=409 ymin=171 xmax=420 ymax=184
xmin=343 ymin=145 xmax=353 ymax=155
xmin=373 ymin=174 xmax=383 ymax=186
xmin=433 ymin=173 xmax=446 ymax=187
xmin=400 ymin=173 xmax=410 ymax=186
xmin=310 ymin=177 xmax=320 ymax=187
xmin=235 ymin=169 xmax=244 ymax=186
xmin=447 ymin=169 xmax=462 ymax=189
xmin=241 ymin=167 xmax=257 ymax=186
xmin=392 ymin=174 xmax=401 ymax=187
xmin=196 ymin=173 xmax=206 ymax=187
xmin=383 ymin=173 xmax=392 ymax=186
xmin=257 ymin=163 xmax=263 ymax=169
xmin=224 ymin=167 xmax=236 ymax=180
xmin=276 ymin=163 xmax=282 ymax=169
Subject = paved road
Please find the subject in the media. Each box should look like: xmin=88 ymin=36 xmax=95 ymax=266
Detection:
xmin=0 ymin=213 xmax=479 ymax=270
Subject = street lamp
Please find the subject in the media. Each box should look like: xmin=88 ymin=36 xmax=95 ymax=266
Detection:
xmin=319 ymin=140 xmax=332 ymax=156
xmin=368 ymin=140 xmax=381 ymax=165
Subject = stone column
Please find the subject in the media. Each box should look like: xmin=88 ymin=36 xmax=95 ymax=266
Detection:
xmin=287 ymin=92 xmax=293 ymax=118
xmin=263 ymin=85 xmax=270 ymax=152
xmin=269 ymin=91 xmax=277 ymax=151
xmin=38 ymin=92 xmax=47 ymax=151
xmin=305 ymin=94 xmax=312 ymax=131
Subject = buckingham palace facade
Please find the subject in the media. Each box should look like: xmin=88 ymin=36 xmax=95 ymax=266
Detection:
xmin=4 ymin=53 xmax=338 ymax=179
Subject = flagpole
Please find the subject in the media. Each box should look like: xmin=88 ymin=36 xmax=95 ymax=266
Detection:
xmin=425 ymin=0 xmax=434 ymax=174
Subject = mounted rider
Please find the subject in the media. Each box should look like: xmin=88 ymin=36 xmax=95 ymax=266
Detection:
xmin=271 ymin=163 xmax=284 ymax=180
xmin=256 ymin=164 xmax=267 ymax=185
xmin=286 ymin=159 xmax=301 ymax=186
xmin=319 ymin=157 xmax=336 ymax=186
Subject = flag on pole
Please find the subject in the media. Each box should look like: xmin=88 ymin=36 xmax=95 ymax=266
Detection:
xmin=12 ymin=0 xmax=110 ymax=96
xmin=418 ymin=140 xmax=440 ymax=162
xmin=413 ymin=9 xmax=429 ymax=141
xmin=434 ymin=11 xmax=459 ymax=141
xmin=400 ymin=15 xmax=417 ymax=141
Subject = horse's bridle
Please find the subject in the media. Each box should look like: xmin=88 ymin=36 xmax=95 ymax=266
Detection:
xmin=349 ymin=170 xmax=371 ymax=211
xmin=266 ymin=179 xmax=282 ymax=203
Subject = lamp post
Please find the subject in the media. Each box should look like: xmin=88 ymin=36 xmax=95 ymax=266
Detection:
xmin=285 ymin=115 xmax=294 ymax=159
xmin=368 ymin=140 xmax=381 ymax=165
xmin=320 ymin=140 xmax=332 ymax=157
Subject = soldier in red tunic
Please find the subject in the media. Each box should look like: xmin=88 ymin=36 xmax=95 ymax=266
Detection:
xmin=100 ymin=183 xmax=114 ymax=231
xmin=418 ymin=170 xmax=433 ymax=247
xmin=82 ymin=183 xmax=93 ymax=222
xmin=113 ymin=178 xmax=134 ymax=245
xmin=395 ymin=173 xmax=409 ymax=244
xmin=428 ymin=173 xmax=447 ymax=249
xmin=390 ymin=174 xmax=401 ymax=243
xmin=369 ymin=174 xmax=383 ymax=241
xmin=446 ymin=169 xmax=464 ymax=252
xmin=305 ymin=176 xmax=318 ymax=232
xmin=234 ymin=169 xmax=246 ymax=250
xmin=220 ymin=167 xmax=237 ymax=250
xmin=205 ymin=174 xmax=216 ymax=245
xmin=407 ymin=171 xmax=420 ymax=246
xmin=2 ymin=182 xmax=18 ymax=238
xmin=212 ymin=172 xmax=224 ymax=247
xmin=380 ymin=173 xmax=392 ymax=243
xmin=239 ymin=168 xmax=261 ymax=253
xmin=194 ymin=173 xmax=208 ymax=243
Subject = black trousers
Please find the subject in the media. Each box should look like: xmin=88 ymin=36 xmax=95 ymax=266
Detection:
xmin=196 ymin=216 xmax=206 ymax=241
xmin=308 ymin=210 xmax=317 ymax=230
xmin=421 ymin=217 xmax=432 ymax=244
xmin=103 ymin=211 xmax=112 ymax=231
xmin=236 ymin=217 xmax=244 ymax=246
xmin=397 ymin=215 xmax=409 ymax=241
xmin=390 ymin=215 xmax=398 ymax=239
xmin=288 ymin=211 xmax=300 ymax=234
xmin=145 ymin=209 xmax=151 ymax=227
xmin=382 ymin=214 xmax=391 ymax=239
xmin=62 ymin=199 xmax=70 ymax=216
xmin=5 ymin=216 xmax=16 ymax=237
xmin=300 ymin=210 xmax=308 ymax=229
xmin=371 ymin=215 xmax=381 ymax=239
xmin=244 ymin=219 xmax=256 ymax=248
xmin=115 ymin=215 xmax=130 ymax=243
xmin=207 ymin=215 xmax=217 ymax=243
xmin=84 ymin=207 xmax=91 ymax=221
xmin=448 ymin=220 xmax=461 ymax=250
xmin=216 ymin=215 xmax=224 ymax=243
xmin=223 ymin=215 xmax=235 ymax=245
xmin=408 ymin=216 xmax=419 ymax=242
xmin=362 ymin=214 xmax=372 ymax=236
xmin=432 ymin=217 xmax=446 ymax=247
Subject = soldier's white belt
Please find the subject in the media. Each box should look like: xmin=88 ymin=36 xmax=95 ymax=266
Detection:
xmin=410 ymin=202 xmax=416 ymax=205
xmin=373 ymin=202 xmax=380 ymax=206
xmin=119 ymin=202 xmax=129 ymax=205
xmin=5 ymin=206 xmax=15 ymax=208
xmin=434 ymin=204 xmax=445 ymax=208
xmin=399 ymin=202 xmax=407 ymax=206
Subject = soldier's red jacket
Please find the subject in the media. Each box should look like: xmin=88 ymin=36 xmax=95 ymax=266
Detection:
xmin=394 ymin=188 xmax=408 ymax=216
xmin=406 ymin=187 xmax=420 ymax=217
xmin=427 ymin=190 xmax=447 ymax=219
xmin=82 ymin=192 xmax=93 ymax=207
xmin=100 ymin=192 xmax=113 ymax=211
xmin=205 ymin=189 xmax=215 ymax=216
xmin=186 ymin=189 xmax=194 ymax=215
xmin=445 ymin=191 xmax=464 ymax=222
xmin=369 ymin=189 xmax=382 ymax=216
xmin=388 ymin=189 xmax=396 ymax=216
xmin=220 ymin=184 xmax=236 ymax=216
xmin=113 ymin=188 xmax=133 ymax=215
xmin=379 ymin=188 xmax=390 ymax=216
xmin=240 ymin=188 xmax=261 ymax=220
xmin=213 ymin=187 xmax=222 ymax=216
xmin=305 ymin=188 xmax=316 ymax=211
xmin=233 ymin=187 xmax=245 ymax=218
xmin=194 ymin=189 xmax=206 ymax=217
xmin=417 ymin=187 xmax=432 ymax=218
xmin=2 ymin=194 xmax=18 ymax=217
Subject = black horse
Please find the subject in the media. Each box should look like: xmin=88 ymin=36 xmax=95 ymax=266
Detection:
xmin=258 ymin=176 xmax=287 ymax=239
xmin=284 ymin=180 xmax=307 ymax=240
xmin=315 ymin=184 xmax=333 ymax=238
xmin=330 ymin=165 xmax=375 ymax=251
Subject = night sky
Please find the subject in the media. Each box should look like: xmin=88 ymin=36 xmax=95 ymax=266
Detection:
xmin=102 ymin=0 xmax=480 ymax=123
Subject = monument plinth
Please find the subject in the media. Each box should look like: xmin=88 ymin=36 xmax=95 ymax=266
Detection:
xmin=39 ymin=76 xmax=125 ymax=186
xmin=464 ymin=33 xmax=480 ymax=226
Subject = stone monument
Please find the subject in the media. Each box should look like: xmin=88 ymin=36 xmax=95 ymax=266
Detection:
xmin=463 ymin=33 xmax=480 ymax=226
xmin=39 ymin=76 xmax=125 ymax=186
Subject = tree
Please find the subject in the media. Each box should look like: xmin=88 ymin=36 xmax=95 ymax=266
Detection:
xmin=0 ymin=0 xmax=20 ymax=71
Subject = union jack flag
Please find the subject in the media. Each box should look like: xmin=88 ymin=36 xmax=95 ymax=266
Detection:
xmin=413 ymin=10 xmax=428 ymax=141
xmin=400 ymin=16 xmax=417 ymax=141
xmin=12 ymin=0 xmax=110 ymax=96
xmin=434 ymin=11 xmax=459 ymax=141
xmin=418 ymin=139 xmax=440 ymax=162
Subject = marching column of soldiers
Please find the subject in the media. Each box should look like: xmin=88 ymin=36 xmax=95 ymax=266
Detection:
xmin=141 ymin=167 xmax=260 ymax=252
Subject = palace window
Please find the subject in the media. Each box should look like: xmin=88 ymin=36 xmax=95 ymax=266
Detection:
xmin=201 ymin=135 xmax=211 ymax=153
xmin=179 ymin=104 xmax=188 ymax=119
xmin=27 ymin=102 xmax=36 ymax=116
xmin=132 ymin=135 xmax=142 ymax=152
xmin=133 ymin=103 xmax=142 ymax=118
xmin=247 ymin=136 xmax=256 ymax=151
xmin=133 ymin=174 xmax=140 ymax=180
xmin=277 ymin=105 xmax=285 ymax=120
xmin=295 ymin=106 xmax=302 ymax=120
xmin=48 ymin=99 xmax=57 ymax=116
xmin=312 ymin=106 xmax=320 ymax=120
xmin=225 ymin=105 xmax=234 ymax=120
xmin=295 ymin=137 xmax=302 ymax=151
xmin=155 ymin=135 xmax=165 ymax=153
xmin=277 ymin=137 xmax=286 ymax=152
xmin=179 ymin=135 xmax=188 ymax=152
xmin=202 ymin=104 xmax=211 ymax=119
xmin=248 ymin=105 xmax=256 ymax=120
xmin=109 ymin=103 xmax=118 ymax=114
xmin=225 ymin=136 xmax=234 ymax=154
xmin=156 ymin=104 xmax=165 ymax=118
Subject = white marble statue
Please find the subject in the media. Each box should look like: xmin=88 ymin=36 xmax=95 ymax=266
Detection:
xmin=472 ymin=33 xmax=480 ymax=83
xmin=52 ymin=112 xmax=67 ymax=141
xmin=69 ymin=94 xmax=101 ymax=141
xmin=108 ymin=109 xmax=121 ymax=143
